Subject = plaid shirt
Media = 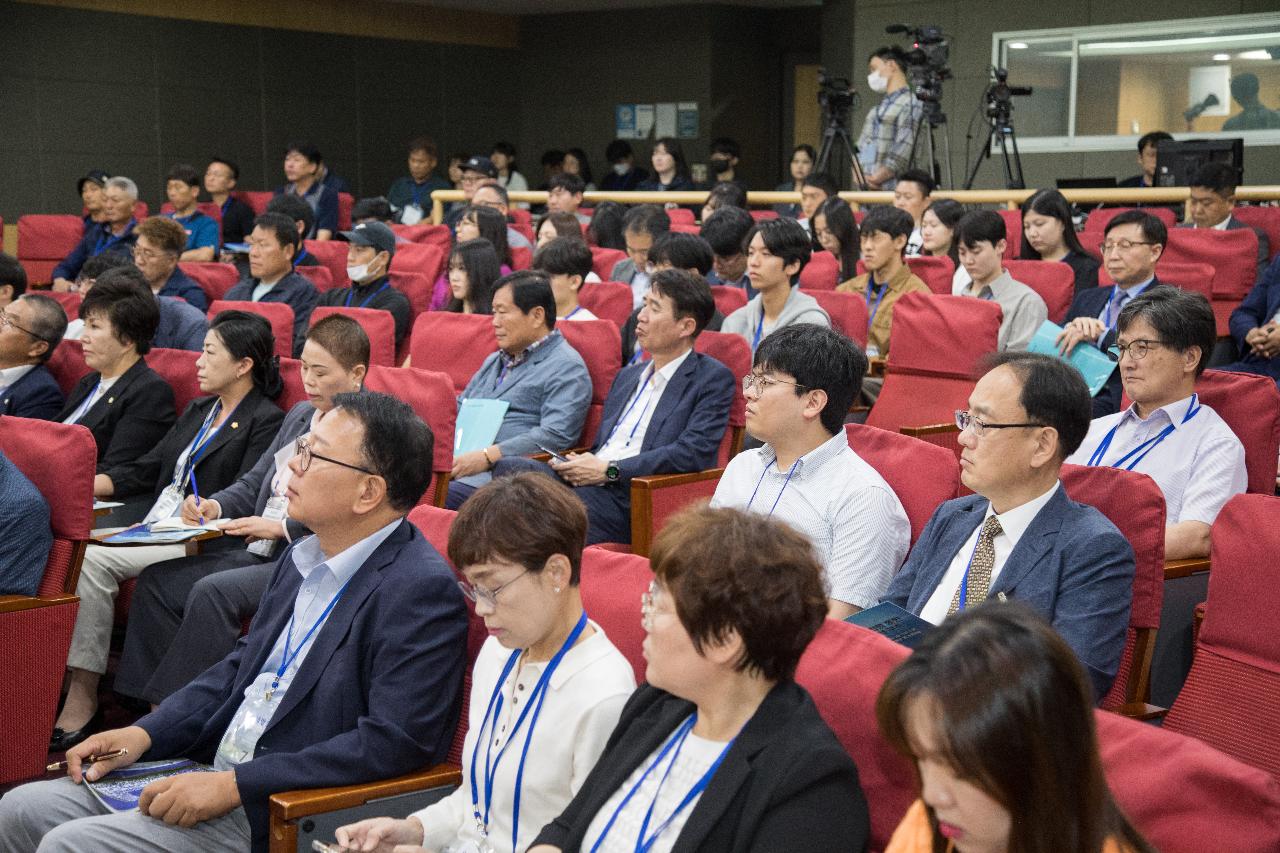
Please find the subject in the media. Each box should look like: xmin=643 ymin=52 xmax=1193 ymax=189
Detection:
xmin=857 ymin=87 xmax=922 ymax=181
xmin=496 ymin=330 xmax=557 ymax=385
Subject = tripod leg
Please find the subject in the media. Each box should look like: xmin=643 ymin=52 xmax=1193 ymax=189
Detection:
xmin=964 ymin=122 xmax=997 ymax=190
xmin=835 ymin=127 xmax=868 ymax=191
xmin=1007 ymin=127 xmax=1026 ymax=190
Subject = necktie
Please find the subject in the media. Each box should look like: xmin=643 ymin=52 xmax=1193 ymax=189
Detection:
xmin=948 ymin=516 xmax=1003 ymax=615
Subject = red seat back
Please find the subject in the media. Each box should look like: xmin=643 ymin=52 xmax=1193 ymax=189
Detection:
xmin=389 ymin=270 xmax=433 ymax=322
xmin=276 ymin=357 xmax=308 ymax=410
xmin=1083 ymin=207 xmax=1178 ymax=237
xmin=1165 ymin=494 xmax=1280 ymax=779
xmin=47 ymin=291 xmax=82 ymax=321
xmin=234 ymin=191 xmax=273 ymax=216
xmin=17 ymin=215 xmax=84 ymax=284
xmin=365 ymin=365 xmax=456 ymax=506
xmin=693 ymin=330 xmax=750 ymax=464
xmin=295 ymin=264 xmax=334 ymax=292
xmin=390 ymin=242 xmax=446 ymax=286
xmin=798 ymin=251 xmax=840 ymax=290
xmin=1004 ymin=259 xmax=1074 ymax=324
xmin=907 ymin=255 xmax=955 ymax=295
xmin=589 ymin=247 xmax=627 ymax=280
xmin=1231 ymin=206 xmax=1280 ymax=261
xmin=997 ymin=208 xmax=1022 ymax=260
xmin=709 ymin=285 xmax=748 ymax=317
xmin=1060 ymin=464 xmax=1166 ymax=710
xmin=391 ymin=223 xmax=452 ymax=253
xmin=510 ymin=245 xmax=532 ymax=271
xmin=410 ymin=313 xmax=497 ymax=393
xmin=46 ymin=339 xmax=92 ymax=396
xmin=749 ymin=210 xmax=779 ymax=221
xmin=1162 ymin=227 xmax=1259 ymax=299
xmin=844 ymin=424 xmax=959 ymax=545
xmin=577 ymin=281 xmax=633 ymax=327
xmin=310 ymin=306 xmax=396 ymax=367
xmin=559 ymin=320 xmax=623 ymax=447
xmin=669 ymin=223 xmax=700 ymax=235
xmin=666 ymin=209 xmax=695 ymax=226
xmin=208 ymin=300 xmax=294 ymax=360
xmin=1195 ymin=369 xmax=1280 ymax=495
xmin=337 ymin=193 xmax=354 ymax=231
xmin=178 ymin=262 xmax=239 ymax=303
xmin=1100 ymin=261 xmax=1215 ymax=303
xmin=509 ymin=208 xmax=533 ymax=228
xmin=145 ymin=348 xmax=204 ymax=415
xmin=805 ymin=289 xmax=869 ymax=348
xmin=579 ymin=545 xmax=653 ymax=682
xmin=303 ymin=240 xmax=351 ymax=289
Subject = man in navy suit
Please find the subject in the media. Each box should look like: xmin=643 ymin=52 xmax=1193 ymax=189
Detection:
xmin=1056 ymin=210 xmax=1169 ymax=417
xmin=0 ymin=294 xmax=67 ymax=419
xmin=0 ymin=392 xmax=468 ymax=853
xmin=1221 ymin=253 xmax=1280 ymax=388
xmin=496 ymin=269 xmax=735 ymax=544
xmin=883 ymin=352 xmax=1135 ymax=700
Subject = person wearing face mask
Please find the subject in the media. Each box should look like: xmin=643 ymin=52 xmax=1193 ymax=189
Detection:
xmin=317 ymin=222 xmax=412 ymax=347
xmin=706 ymin=137 xmax=747 ymax=194
xmin=857 ymin=46 xmax=923 ymax=191
xmin=600 ymin=139 xmax=649 ymax=192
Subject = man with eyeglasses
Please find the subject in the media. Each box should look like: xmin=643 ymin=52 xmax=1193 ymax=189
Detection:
xmin=1056 ymin=210 xmax=1169 ymax=417
xmin=608 ymin=205 xmax=672 ymax=309
xmin=1068 ymin=288 xmax=1245 ymax=560
xmin=133 ymin=216 xmax=209 ymax=311
xmin=884 ymin=352 xmax=1135 ymax=701
xmin=443 ymin=155 xmax=499 ymax=230
xmin=0 ymin=391 xmax=469 ymax=853
xmin=0 ymin=290 xmax=68 ymax=419
xmin=712 ymin=324 xmax=909 ymax=619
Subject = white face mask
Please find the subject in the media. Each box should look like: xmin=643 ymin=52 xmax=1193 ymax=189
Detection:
xmin=612 ymin=162 xmax=630 ymax=176
xmin=867 ymin=71 xmax=889 ymax=93
xmin=346 ymin=263 xmax=370 ymax=283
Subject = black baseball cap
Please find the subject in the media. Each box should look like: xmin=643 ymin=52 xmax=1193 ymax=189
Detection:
xmin=461 ymin=156 xmax=498 ymax=178
xmin=77 ymin=169 xmax=110 ymax=193
xmin=340 ymin=222 xmax=397 ymax=257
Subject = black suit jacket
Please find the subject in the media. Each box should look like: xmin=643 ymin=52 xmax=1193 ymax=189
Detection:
xmin=56 ymin=358 xmax=176 ymax=474
xmin=532 ymin=681 xmax=869 ymax=853
xmin=0 ymin=364 xmax=65 ymax=419
xmin=103 ymin=387 xmax=283 ymax=500
xmin=1064 ymin=278 xmax=1166 ymax=417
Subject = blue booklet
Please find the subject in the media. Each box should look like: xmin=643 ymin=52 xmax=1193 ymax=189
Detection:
xmin=86 ymin=759 xmax=212 ymax=812
xmin=222 ymin=242 xmax=251 ymax=254
xmin=455 ymin=398 xmax=510 ymax=455
xmin=845 ymin=602 xmax=934 ymax=649
xmin=1027 ymin=320 xmax=1118 ymax=397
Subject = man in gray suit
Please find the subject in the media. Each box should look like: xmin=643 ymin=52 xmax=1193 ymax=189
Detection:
xmin=883 ymin=352 xmax=1135 ymax=700
xmin=1179 ymin=161 xmax=1271 ymax=279
xmin=446 ymin=271 xmax=592 ymax=509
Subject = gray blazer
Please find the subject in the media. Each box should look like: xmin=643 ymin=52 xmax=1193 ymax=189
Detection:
xmin=457 ymin=331 xmax=591 ymax=486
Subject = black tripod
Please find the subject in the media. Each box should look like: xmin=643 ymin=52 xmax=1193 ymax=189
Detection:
xmin=964 ymin=95 xmax=1025 ymax=190
xmin=910 ymin=99 xmax=953 ymax=189
xmin=816 ymin=109 xmax=869 ymax=191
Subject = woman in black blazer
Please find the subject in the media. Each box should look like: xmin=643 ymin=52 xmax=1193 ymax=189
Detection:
xmin=52 ymin=310 xmax=284 ymax=751
xmin=530 ymin=506 xmax=869 ymax=853
xmin=56 ymin=270 xmax=176 ymax=473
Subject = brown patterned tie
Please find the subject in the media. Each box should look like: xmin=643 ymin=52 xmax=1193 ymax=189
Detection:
xmin=948 ymin=516 xmax=1003 ymax=615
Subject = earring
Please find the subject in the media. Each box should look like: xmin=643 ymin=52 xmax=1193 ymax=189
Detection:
xmin=554 ymin=587 xmax=562 ymax=593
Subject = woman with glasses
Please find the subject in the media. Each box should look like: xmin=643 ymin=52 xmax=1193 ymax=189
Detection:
xmin=528 ymin=505 xmax=868 ymax=853
xmin=1019 ymin=189 xmax=1100 ymax=296
xmin=334 ymin=473 xmax=635 ymax=853
xmin=429 ymin=207 xmax=514 ymax=312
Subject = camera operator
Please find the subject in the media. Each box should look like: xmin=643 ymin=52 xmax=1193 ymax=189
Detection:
xmin=858 ymin=46 xmax=923 ymax=191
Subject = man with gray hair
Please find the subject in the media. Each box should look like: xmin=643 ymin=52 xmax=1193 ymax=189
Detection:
xmin=52 ymin=176 xmax=140 ymax=289
xmin=0 ymin=293 xmax=68 ymax=419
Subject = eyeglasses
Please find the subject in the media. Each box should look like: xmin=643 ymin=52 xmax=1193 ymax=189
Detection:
xmin=460 ymin=174 xmax=485 ymax=185
xmin=293 ymin=435 xmax=376 ymax=475
xmin=457 ymin=568 xmax=530 ymax=608
xmin=954 ymin=410 xmax=1045 ymax=438
xmin=1106 ymin=338 xmax=1167 ymax=362
xmin=132 ymin=247 xmax=174 ymax=263
xmin=641 ymin=579 xmax=672 ymax=631
xmin=741 ymin=373 xmax=809 ymax=396
xmin=0 ymin=311 xmax=42 ymax=341
xmin=1098 ymin=239 xmax=1156 ymax=255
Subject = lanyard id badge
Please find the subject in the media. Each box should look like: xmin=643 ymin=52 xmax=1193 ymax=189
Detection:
xmin=400 ymin=203 xmax=425 ymax=225
xmin=143 ymin=485 xmax=184 ymax=525
xmin=249 ymin=442 xmax=297 ymax=556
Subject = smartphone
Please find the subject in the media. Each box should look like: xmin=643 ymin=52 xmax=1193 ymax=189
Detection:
xmin=537 ymin=444 xmax=570 ymax=463
xmin=311 ymin=842 xmax=343 ymax=853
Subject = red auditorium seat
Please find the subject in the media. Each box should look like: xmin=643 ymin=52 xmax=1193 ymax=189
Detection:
xmin=389 ymin=269 xmax=433 ymax=320
xmin=390 ymin=242 xmax=446 ymax=285
xmin=1083 ymin=206 xmax=1179 ymax=238
xmin=854 ymin=256 xmax=955 ymax=297
xmin=997 ymin=208 xmax=1022 ymax=260
xmin=310 ymin=306 xmax=396 ymax=367
xmin=710 ymin=285 xmax=747 ymax=317
xmin=806 ymin=289 xmax=869 ymax=348
xmin=304 ymin=240 xmax=351 ymax=289
xmin=508 ymin=208 xmax=533 ymax=229
xmin=1004 ymin=259 xmax=1074 ymax=323
xmin=579 ymin=545 xmax=653 ymax=680
xmin=391 ymin=223 xmax=453 ymax=255
xmin=669 ymin=223 xmax=700 ymax=235
xmin=510 ymin=223 xmax=535 ymax=246
xmin=233 ymin=191 xmax=273 ymax=216
xmin=364 ymin=365 xmax=456 ymax=506
xmin=1193 ymin=369 xmax=1280 ymax=495
xmin=337 ymin=192 xmax=353 ymax=231
xmin=844 ymin=423 xmax=960 ymax=545
xmin=409 ymin=313 xmax=497 ymax=393
xmin=559 ymin=319 xmax=622 ymax=447
xmin=178 ymin=261 xmax=239 ymax=303
xmin=295 ymin=264 xmax=334 ymax=292
xmin=208 ymin=299 xmax=293 ymax=360
xmin=145 ymin=348 xmax=204 ymax=414
xmin=1161 ymin=228 xmax=1259 ymax=334
xmin=276 ymin=357 xmax=307 ymax=410
xmin=1231 ymin=205 xmax=1280 ymax=261
xmin=47 ymin=291 xmax=82 ymax=321
xmin=1100 ymin=260 xmax=1215 ymax=303
xmin=17 ymin=214 xmax=83 ymax=284
xmin=589 ymin=246 xmax=626 ymax=280
xmin=510 ymin=245 xmax=532 ymax=271
xmin=577 ymin=281 xmax=633 ymax=327
xmin=798 ymin=251 xmax=841 ymax=290
xmin=46 ymin=339 xmax=91 ymax=395
xmin=749 ymin=210 xmax=778 ymax=221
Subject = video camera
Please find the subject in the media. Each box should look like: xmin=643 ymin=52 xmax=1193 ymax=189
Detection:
xmin=886 ymin=23 xmax=951 ymax=104
xmin=817 ymin=69 xmax=859 ymax=119
xmin=985 ymin=67 xmax=1033 ymax=119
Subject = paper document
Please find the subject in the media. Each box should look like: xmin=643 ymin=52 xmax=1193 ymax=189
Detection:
xmin=86 ymin=759 xmax=213 ymax=812
xmin=455 ymin=398 xmax=510 ymax=455
xmin=1026 ymin=320 xmax=1118 ymax=397
xmin=845 ymin=602 xmax=934 ymax=649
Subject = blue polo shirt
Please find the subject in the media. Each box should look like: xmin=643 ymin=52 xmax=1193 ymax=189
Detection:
xmin=275 ymin=182 xmax=339 ymax=238
xmin=166 ymin=210 xmax=219 ymax=255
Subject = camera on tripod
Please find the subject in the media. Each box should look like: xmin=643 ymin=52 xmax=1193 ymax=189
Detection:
xmin=984 ymin=67 xmax=1033 ymax=119
xmin=817 ymin=69 xmax=858 ymax=118
xmin=886 ymin=24 xmax=952 ymax=104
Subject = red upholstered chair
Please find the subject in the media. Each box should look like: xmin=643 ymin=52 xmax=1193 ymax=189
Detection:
xmin=667 ymin=208 xmax=696 ymax=226
xmin=590 ymin=246 xmax=627 ymax=280
xmin=1164 ymin=494 xmax=1280 ymax=780
xmin=276 ymin=357 xmax=308 ymax=410
xmin=509 ymin=208 xmax=533 ymax=229
xmin=337 ymin=193 xmax=354 ymax=231
xmin=208 ymin=299 xmax=294 ymax=360
xmin=310 ymin=306 xmax=396 ymax=367
xmin=749 ymin=209 xmax=779 ymax=221
xmin=131 ymin=202 xmax=151 ymax=220
xmin=1162 ymin=228 xmax=1260 ymax=334
xmin=559 ymin=319 xmax=623 ymax=447
xmin=997 ymin=208 xmax=1022 ymax=260
xmin=178 ymin=261 xmax=240 ymax=303
xmin=46 ymin=339 xmax=91 ymax=395
xmin=710 ymin=284 xmax=747 ymax=316
xmin=0 ymin=417 xmax=96 ymax=784
xmin=577 ymin=281 xmax=633 ymax=327
xmin=409 ymin=313 xmax=497 ymax=393
xmin=806 ymin=289 xmax=869 ymax=348
xmin=844 ymin=423 xmax=959 ymax=546
xmin=145 ymin=348 xmax=204 ymax=415
xmin=579 ymin=545 xmax=652 ymax=680
xmin=1194 ymin=369 xmax=1280 ymax=495
xmin=1232 ymin=205 xmax=1280 ymax=261
xmin=17 ymin=214 xmax=83 ymax=284
xmin=798 ymin=251 xmax=840 ymax=290
xmin=510 ymin=245 xmax=532 ymax=271
xmin=233 ymin=191 xmax=273 ymax=216
xmin=389 ymin=270 xmax=433 ymax=321
xmin=390 ymin=223 xmax=452 ymax=253
xmin=867 ymin=293 xmax=1002 ymax=457
xmin=295 ymin=264 xmax=334 ymax=292
xmin=390 ymin=242 xmax=446 ymax=286
xmin=1102 ymin=260 xmax=1216 ymax=303
xmin=365 ymin=366 xmax=456 ymax=506
xmin=694 ymin=331 xmax=749 ymax=464
xmin=303 ymin=239 xmax=351 ymax=289
xmin=1060 ymin=464 xmax=1166 ymax=714
xmin=47 ymin=291 xmax=82 ymax=321
xmin=906 ymin=254 xmax=955 ymax=295
xmin=1083 ymin=206 xmax=1178 ymax=237
xmin=669 ymin=223 xmax=700 ymax=235
xmin=1004 ymin=259 xmax=1074 ymax=323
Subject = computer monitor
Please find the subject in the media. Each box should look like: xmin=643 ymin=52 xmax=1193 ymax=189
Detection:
xmin=1155 ymin=138 xmax=1244 ymax=187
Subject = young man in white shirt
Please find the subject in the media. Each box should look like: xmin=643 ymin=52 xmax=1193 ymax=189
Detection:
xmin=712 ymin=323 xmax=909 ymax=618
xmin=1068 ymin=287 xmax=1246 ymax=560
xmin=534 ymin=236 xmax=598 ymax=321
xmin=955 ymin=209 xmax=1048 ymax=351
xmin=893 ymin=168 xmax=934 ymax=256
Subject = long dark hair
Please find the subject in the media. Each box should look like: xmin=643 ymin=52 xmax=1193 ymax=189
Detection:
xmin=652 ymin=137 xmax=690 ymax=184
xmin=462 ymin=205 xmax=511 ymax=267
xmin=1020 ymin=188 xmax=1088 ymax=260
xmin=587 ymin=201 xmax=626 ymax=250
xmin=923 ymin=198 xmax=965 ymax=267
xmin=565 ymin=147 xmax=594 ymax=186
xmin=446 ymin=238 xmax=502 ymax=315
xmin=876 ymin=603 xmax=1155 ymax=853
xmin=816 ymin=196 xmax=860 ymax=280
xmin=208 ymin=310 xmax=283 ymax=399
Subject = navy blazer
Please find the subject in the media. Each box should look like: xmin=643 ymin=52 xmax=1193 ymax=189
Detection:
xmin=56 ymin=358 xmax=176 ymax=474
xmin=1226 ymin=255 xmax=1280 ymax=385
xmin=593 ymin=350 xmax=735 ymax=482
xmin=883 ymin=487 xmax=1135 ymax=700
xmin=1063 ymin=278 xmax=1165 ymax=417
xmin=0 ymin=364 xmax=64 ymax=420
xmin=136 ymin=518 xmax=468 ymax=853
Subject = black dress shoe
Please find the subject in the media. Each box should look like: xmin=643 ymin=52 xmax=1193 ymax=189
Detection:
xmin=49 ymin=709 xmax=103 ymax=753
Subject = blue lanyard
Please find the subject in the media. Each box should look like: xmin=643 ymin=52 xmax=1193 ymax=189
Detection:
xmin=565 ymin=306 xmax=583 ymax=320
xmin=271 ymin=574 xmax=355 ymax=695
xmin=221 ymin=197 xmax=233 ymax=218
xmin=294 ymin=247 xmax=310 ymax=266
xmin=628 ymin=348 xmax=649 ymax=366
xmin=344 ymin=280 xmax=390 ymax=308
xmin=871 ymin=89 xmax=907 ymax=135
xmin=587 ymin=714 xmax=733 ymax=853
xmin=1087 ymin=394 xmax=1201 ymax=471
xmin=92 ymin=221 xmax=133 ymax=255
xmin=746 ymin=457 xmax=800 ymax=517
xmin=174 ymin=400 xmax=227 ymax=491
xmin=751 ymin=313 xmax=766 ymax=354
xmin=470 ymin=611 xmax=589 ymax=851
xmin=865 ymin=280 xmax=888 ymax=331
xmin=68 ymin=380 xmax=104 ymax=423
xmin=410 ymin=182 xmax=427 ymax=207
xmin=604 ymin=365 xmax=657 ymax=450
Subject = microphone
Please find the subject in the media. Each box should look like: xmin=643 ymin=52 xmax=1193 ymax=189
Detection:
xmin=1183 ymin=93 xmax=1220 ymax=122
xmin=885 ymin=24 xmax=910 ymax=34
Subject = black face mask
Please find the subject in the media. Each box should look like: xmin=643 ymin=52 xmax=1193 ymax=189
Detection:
xmin=710 ymin=157 xmax=733 ymax=175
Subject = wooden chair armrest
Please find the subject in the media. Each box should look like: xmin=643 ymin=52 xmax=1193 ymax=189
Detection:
xmin=0 ymin=593 xmax=78 ymax=614
xmin=899 ymin=422 xmax=960 ymax=438
xmin=1164 ymin=557 xmax=1211 ymax=580
xmin=1118 ymin=702 xmax=1168 ymax=721
xmin=269 ymin=763 xmax=462 ymax=822
xmin=867 ymin=357 xmax=887 ymax=378
xmin=432 ymin=472 xmax=452 ymax=508
xmin=630 ymin=469 xmax=727 ymax=491
xmin=629 ymin=469 xmax=726 ymax=557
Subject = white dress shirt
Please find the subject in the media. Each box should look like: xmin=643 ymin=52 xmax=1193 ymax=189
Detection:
xmin=628 ymin=269 xmax=652 ymax=309
xmin=598 ymin=349 xmax=691 ymax=463
xmin=711 ymin=431 xmax=910 ymax=608
xmin=1067 ymin=393 xmax=1247 ymax=526
xmin=919 ymin=481 xmax=1060 ymax=625
xmin=414 ymin=625 xmax=635 ymax=853
xmin=61 ymin=374 xmax=121 ymax=424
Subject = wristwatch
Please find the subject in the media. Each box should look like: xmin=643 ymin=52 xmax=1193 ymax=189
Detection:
xmin=605 ymin=462 xmax=620 ymax=482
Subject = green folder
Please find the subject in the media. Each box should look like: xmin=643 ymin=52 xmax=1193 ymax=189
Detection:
xmin=455 ymin=398 xmax=510 ymax=455
xmin=1027 ymin=320 xmax=1119 ymax=397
